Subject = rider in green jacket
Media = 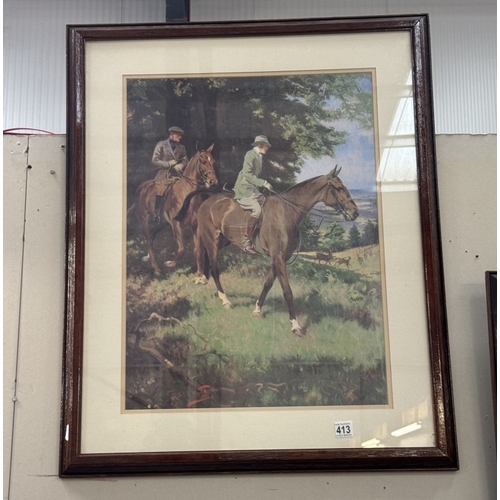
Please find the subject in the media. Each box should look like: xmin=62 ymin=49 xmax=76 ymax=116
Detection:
xmin=233 ymin=135 xmax=273 ymax=254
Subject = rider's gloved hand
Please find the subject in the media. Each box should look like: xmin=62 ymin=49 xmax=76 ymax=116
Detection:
xmin=168 ymin=159 xmax=178 ymax=167
xmin=174 ymin=164 xmax=183 ymax=173
xmin=263 ymin=181 xmax=273 ymax=191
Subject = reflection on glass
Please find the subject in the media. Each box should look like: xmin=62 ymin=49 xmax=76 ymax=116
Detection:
xmin=391 ymin=421 xmax=423 ymax=437
xmin=378 ymin=71 xmax=417 ymax=191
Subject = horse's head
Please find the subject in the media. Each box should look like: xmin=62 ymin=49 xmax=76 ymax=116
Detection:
xmin=323 ymin=166 xmax=359 ymax=221
xmin=192 ymin=144 xmax=218 ymax=189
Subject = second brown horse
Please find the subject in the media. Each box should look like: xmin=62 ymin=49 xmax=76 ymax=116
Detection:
xmin=128 ymin=145 xmax=218 ymax=275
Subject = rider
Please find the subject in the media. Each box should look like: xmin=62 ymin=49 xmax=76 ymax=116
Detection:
xmin=233 ymin=135 xmax=273 ymax=254
xmin=151 ymin=126 xmax=188 ymax=225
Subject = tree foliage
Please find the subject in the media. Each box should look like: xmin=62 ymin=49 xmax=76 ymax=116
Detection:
xmin=361 ymin=220 xmax=379 ymax=246
xmin=348 ymin=225 xmax=362 ymax=249
xmin=126 ymin=73 xmax=373 ymax=194
xmin=299 ymin=216 xmax=322 ymax=251
xmin=319 ymin=222 xmax=347 ymax=252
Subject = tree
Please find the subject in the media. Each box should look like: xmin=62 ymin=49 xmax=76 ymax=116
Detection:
xmin=300 ymin=216 xmax=321 ymax=251
xmin=319 ymin=223 xmax=347 ymax=252
xmin=348 ymin=225 xmax=361 ymax=249
xmin=126 ymin=73 xmax=374 ymax=193
xmin=361 ymin=220 xmax=379 ymax=246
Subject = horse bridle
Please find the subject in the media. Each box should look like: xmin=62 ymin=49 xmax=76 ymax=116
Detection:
xmin=270 ymin=177 xmax=353 ymax=222
xmin=180 ymin=151 xmax=216 ymax=188
xmin=324 ymin=179 xmax=356 ymax=220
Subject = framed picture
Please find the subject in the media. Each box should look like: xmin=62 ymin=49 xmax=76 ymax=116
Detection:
xmin=60 ymin=15 xmax=458 ymax=476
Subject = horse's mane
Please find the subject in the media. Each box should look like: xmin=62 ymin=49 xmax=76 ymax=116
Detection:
xmin=183 ymin=149 xmax=203 ymax=175
xmin=280 ymin=175 xmax=323 ymax=194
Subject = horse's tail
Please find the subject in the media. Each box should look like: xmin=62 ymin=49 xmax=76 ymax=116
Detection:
xmin=174 ymin=188 xmax=219 ymax=222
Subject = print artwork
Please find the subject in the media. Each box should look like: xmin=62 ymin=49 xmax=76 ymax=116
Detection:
xmin=124 ymin=72 xmax=390 ymax=410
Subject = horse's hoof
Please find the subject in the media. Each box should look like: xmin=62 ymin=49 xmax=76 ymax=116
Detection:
xmin=165 ymin=260 xmax=176 ymax=268
xmin=194 ymin=276 xmax=208 ymax=285
xmin=292 ymin=327 xmax=305 ymax=337
xmin=223 ymin=303 xmax=233 ymax=310
xmin=290 ymin=319 xmax=305 ymax=337
xmin=252 ymin=310 xmax=263 ymax=319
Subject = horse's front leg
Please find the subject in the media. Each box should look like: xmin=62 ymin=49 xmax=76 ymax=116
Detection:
xmin=253 ymin=266 xmax=276 ymax=318
xmin=274 ymin=257 xmax=304 ymax=337
xmin=165 ymin=220 xmax=185 ymax=268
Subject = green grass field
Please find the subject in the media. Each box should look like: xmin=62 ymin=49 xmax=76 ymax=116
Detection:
xmin=125 ymin=232 xmax=388 ymax=409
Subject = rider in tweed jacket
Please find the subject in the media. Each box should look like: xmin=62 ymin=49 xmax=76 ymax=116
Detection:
xmin=151 ymin=126 xmax=188 ymax=224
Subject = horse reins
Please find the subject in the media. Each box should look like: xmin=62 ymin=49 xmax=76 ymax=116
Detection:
xmin=269 ymin=181 xmax=352 ymax=223
xmin=261 ymin=180 xmax=351 ymax=265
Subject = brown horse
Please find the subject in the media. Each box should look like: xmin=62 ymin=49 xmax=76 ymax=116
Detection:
xmin=128 ymin=145 xmax=218 ymax=275
xmin=190 ymin=166 xmax=358 ymax=336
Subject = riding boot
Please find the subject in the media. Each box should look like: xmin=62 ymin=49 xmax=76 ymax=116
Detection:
xmin=242 ymin=216 xmax=260 ymax=255
xmin=151 ymin=195 xmax=162 ymax=225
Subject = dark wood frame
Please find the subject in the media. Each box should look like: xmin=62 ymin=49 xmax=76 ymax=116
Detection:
xmin=485 ymin=271 xmax=497 ymax=433
xmin=60 ymin=15 xmax=458 ymax=477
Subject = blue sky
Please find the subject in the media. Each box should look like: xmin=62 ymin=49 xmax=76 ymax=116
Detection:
xmin=296 ymin=75 xmax=377 ymax=193
xmin=297 ymin=119 xmax=377 ymax=192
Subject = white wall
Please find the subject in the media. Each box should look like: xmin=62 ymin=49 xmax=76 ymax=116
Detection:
xmin=4 ymin=134 xmax=496 ymax=499
xmin=3 ymin=0 xmax=497 ymax=134
xmin=3 ymin=0 xmax=166 ymax=134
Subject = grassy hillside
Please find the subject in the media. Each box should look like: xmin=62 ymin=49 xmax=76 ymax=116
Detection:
xmin=125 ymin=230 xmax=388 ymax=410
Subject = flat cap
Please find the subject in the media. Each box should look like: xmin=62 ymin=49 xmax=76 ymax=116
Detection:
xmin=168 ymin=126 xmax=185 ymax=135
